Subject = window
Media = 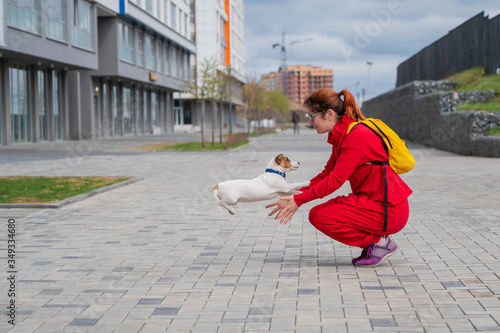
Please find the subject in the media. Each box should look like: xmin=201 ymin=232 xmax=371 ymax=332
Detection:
xmin=178 ymin=8 xmax=182 ymax=33
xmin=119 ymin=22 xmax=134 ymax=63
xmin=163 ymin=0 xmax=169 ymax=24
xmin=184 ymin=13 xmax=188 ymax=37
xmin=102 ymin=82 xmax=110 ymax=136
xmin=113 ymin=85 xmax=121 ymax=135
xmin=163 ymin=44 xmax=170 ymax=76
xmin=6 ymin=0 xmax=40 ymax=34
xmin=46 ymin=0 xmax=66 ymax=42
xmin=136 ymin=31 xmax=144 ymax=67
xmin=170 ymin=3 xmax=176 ymax=30
xmin=158 ymin=41 xmax=164 ymax=73
xmin=145 ymin=0 xmax=153 ymax=15
xmin=151 ymin=92 xmax=159 ymax=133
xmin=37 ymin=70 xmax=48 ymax=141
xmin=72 ymin=0 xmax=94 ymax=50
xmin=53 ymin=71 xmax=63 ymax=140
xmin=145 ymin=35 xmax=156 ymax=70
xmin=123 ymin=87 xmax=133 ymax=135
xmin=136 ymin=89 xmax=143 ymax=134
xmin=143 ymin=91 xmax=149 ymax=133
xmin=183 ymin=53 xmax=189 ymax=80
xmin=171 ymin=47 xmax=177 ymax=78
xmin=9 ymin=64 xmax=32 ymax=144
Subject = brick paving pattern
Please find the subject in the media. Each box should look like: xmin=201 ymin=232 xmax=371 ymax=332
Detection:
xmin=0 ymin=130 xmax=499 ymax=332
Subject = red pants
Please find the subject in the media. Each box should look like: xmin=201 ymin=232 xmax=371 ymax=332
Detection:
xmin=309 ymin=194 xmax=409 ymax=248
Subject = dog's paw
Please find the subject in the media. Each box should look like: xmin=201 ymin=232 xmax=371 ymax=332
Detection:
xmin=301 ymin=181 xmax=310 ymax=187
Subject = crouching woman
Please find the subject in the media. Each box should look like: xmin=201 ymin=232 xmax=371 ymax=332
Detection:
xmin=266 ymin=88 xmax=412 ymax=267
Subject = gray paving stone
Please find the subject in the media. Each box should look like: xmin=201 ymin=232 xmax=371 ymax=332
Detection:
xmin=1 ymin=131 xmax=500 ymax=332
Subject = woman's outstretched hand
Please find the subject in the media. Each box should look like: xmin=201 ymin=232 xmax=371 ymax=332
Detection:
xmin=265 ymin=195 xmax=299 ymax=225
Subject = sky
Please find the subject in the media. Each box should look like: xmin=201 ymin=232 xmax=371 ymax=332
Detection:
xmin=243 ymin=0 xmax=500 ymax=103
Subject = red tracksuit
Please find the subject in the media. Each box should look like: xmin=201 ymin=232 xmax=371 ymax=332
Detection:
xmin=294 ymin=115 xmax=412 ymax=248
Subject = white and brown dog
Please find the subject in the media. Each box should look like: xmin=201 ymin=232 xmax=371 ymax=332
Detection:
xmin=213 ymin=154 xmax=310 ymax=215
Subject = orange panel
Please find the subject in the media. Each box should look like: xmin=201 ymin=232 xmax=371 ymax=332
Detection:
xmin=224 ymin=0 xmax=231 ymax=67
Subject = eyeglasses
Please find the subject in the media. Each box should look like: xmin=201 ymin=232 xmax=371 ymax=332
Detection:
xmin=305 ymin=111 xmax=326 ymax=124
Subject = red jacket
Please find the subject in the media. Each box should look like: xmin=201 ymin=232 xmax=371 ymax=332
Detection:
xmin=294 ymin=115 xmax=412 ymax=207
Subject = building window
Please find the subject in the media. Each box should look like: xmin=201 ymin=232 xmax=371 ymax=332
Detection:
xmin=151 ymin=92 xmax=159 ymax=133
xmin=183 ymin=53 xmax=189 ymax=80
xmin=171 ymin=47 xmax=177 ymax=78
xmin=136 ymin=89 xmax=142 ymax=134
xmin=46 ymin=0 xmax=67 ymax=42
xmin=163 ymin=0 xmax=168 ymax=24
xmin=53 ymin=71 xmax=63 ymax=140
xmin=145 ymin=0 xmax=153 ymax=15
xmin=118 ymin=22 xmax=135 ymax=63
xmin=170 ymin=3 xmax=176 ymax=30
xmin=184 ymin=13 xmax=188 ymax=37
xmin=143 ymin=91 xmax=149 ymax=133
xmin=72 ymin=0 xmax=94 ymax=50
xmin=6 ymin=0 xmax=40 ymax=35
xmin=145 ymin=35 xmax=156 ymax=70
xmin=113 ymin=85 xmax=121 ymax=135
xmin=136 ymin=30 xmax=144 ymax=67
xmin=164 ymin=44 xmax=170 ymax=76
xmin=37 ymin=70 xmax=49 ymax=141
xmin=102 ymin=82 xmax=110 ymax=136
xmin=9 ymin=64 xmax=32 ymax=144
xmin=123 ymin=87 xmax=133 ymax=135
xmin=158 ymin=41 xmax=164 ymax=73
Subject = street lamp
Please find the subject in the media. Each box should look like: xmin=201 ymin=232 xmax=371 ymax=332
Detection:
xmin=366 ymin=62 xmax=373 ymax=100
xmin=226 ymin=66 xmax=233 ymax=134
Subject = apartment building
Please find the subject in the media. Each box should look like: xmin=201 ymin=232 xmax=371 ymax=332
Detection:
xmin=261 ymin=65 xmax=333 ymax=105
xmin=175 ymin=0 xmax=245 ymax=133
xmin=0 ymin=0 xmax=195 ymax=146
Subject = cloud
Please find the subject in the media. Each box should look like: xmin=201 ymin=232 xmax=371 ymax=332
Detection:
xmin=244 ymin=0 xmax=500 ymax=100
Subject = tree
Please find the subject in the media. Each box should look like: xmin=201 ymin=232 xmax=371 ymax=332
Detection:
xmin=182 ymin=57 xmax=219 ymax=147
xmin=243 ymin=81 xmax=290 ymax=134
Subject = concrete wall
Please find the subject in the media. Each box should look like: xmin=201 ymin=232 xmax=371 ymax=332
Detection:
xmin=362 ymin=81 xmax=500 ymax=157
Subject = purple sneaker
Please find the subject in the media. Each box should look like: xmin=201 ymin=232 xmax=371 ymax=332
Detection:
xmin=351 ymin=247 xmax=369 ymax=265
xmin=355 ymin=237 xmax=398 ymax=268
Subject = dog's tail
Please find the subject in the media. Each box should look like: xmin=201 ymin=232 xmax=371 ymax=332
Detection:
xmin=212 ymin=185 xmax=223 ymax=212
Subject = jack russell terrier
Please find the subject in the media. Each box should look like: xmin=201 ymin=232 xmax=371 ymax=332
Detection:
xmin=213 ymin=154 xmax=310 ymax=215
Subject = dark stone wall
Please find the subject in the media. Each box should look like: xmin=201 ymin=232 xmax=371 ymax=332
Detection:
xmin=362 ymin=81 xmax=500 ymax=157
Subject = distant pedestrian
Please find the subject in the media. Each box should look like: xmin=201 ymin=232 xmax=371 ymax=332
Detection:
xmin=266 ymin=88 xmax=412 ymax=267
xmin=292 ymin=110 xmax=300 ymax=134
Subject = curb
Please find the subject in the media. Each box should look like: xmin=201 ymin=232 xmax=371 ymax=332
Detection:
xmin=0 ymin=177 xmax=143 ymax=209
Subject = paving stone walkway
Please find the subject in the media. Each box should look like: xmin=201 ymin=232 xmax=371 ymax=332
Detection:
xmin=1 ymin=129 xmax=500 ymax=332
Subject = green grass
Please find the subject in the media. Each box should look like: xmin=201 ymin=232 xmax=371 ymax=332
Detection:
xmin=446 ymin=67 xmax=500 ymax=111
xmin=161 ymin=140 xmax=249 ymax=151
xmin=0 ymin=177 xmax=131 ymax=204
xmin=490 ymin=127 xmax=500 ymax=136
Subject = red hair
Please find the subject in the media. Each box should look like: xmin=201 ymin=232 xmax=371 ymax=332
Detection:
xmin=303 ymin=88 xmax=365 ymax=121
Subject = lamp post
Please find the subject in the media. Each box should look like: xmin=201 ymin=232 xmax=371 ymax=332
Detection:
xmin=366 ymin=61 xmax=373 ymax=100
xmin=227 ymin=66 xmax=232 ymax=134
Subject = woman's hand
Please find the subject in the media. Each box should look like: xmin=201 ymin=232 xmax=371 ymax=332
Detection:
xmin=265 ymin=195 xmax=299 ymax=225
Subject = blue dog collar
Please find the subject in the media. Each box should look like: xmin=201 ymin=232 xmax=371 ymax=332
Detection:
xmin=265 ymin=168 xmax=286 ymax=178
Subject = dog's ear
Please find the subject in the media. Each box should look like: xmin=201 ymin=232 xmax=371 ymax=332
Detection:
xmin=274 ymin=154 xmax=283 ymax=164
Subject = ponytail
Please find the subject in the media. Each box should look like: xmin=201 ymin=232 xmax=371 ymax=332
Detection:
xmin=303 ymin=88 xmax=365 ymax=121
xmin=339 ymin=89 xmax=365 ymax=121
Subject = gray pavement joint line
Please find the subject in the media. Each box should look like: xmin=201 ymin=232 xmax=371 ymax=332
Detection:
xmin=0 ymin=177 xmax=143 ymax=209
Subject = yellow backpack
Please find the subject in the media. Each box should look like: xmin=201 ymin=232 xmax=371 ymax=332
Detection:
xmin=347 ymin=118 xmax=415 ymax=174
xmin=347 ymin=118 xmax=414 ymax=232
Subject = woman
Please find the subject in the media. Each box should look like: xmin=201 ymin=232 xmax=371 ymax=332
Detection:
xmin=266 ymin=88 xmax=412 ymax=267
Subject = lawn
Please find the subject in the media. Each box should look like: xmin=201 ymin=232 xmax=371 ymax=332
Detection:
xmin=446 ymin=67 xmax=500 ymax=112
xmin=0 ymin=177 xmax=131 ymax=204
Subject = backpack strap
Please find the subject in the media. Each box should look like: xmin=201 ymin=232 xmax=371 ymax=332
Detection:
xmin=348 ymin=122 xmax=390 ymax=233
xmin=371 ymin=161 xmax=389 ymax=232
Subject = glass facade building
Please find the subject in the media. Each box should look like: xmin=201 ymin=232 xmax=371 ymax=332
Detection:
xmin=0 ymin=0 xmax=195 ymax=146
